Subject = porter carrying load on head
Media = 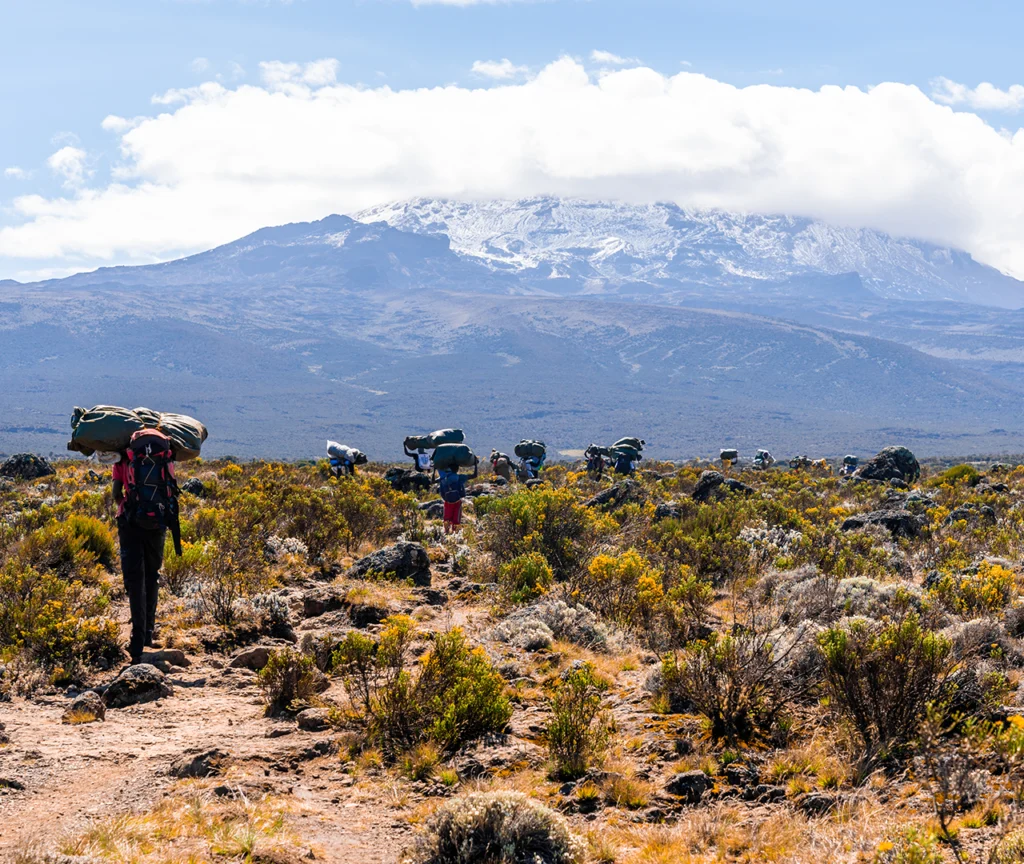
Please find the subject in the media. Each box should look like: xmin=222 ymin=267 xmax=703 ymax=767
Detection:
xmin=432 ymin=443 xmax=476 ymax=473
xmin=69 ymin=405 xmax=208 ymax=461
xmin=404 ymin=429 xmax=465 ymax=451
xmin=327 ymin=441 xmax=367 ymax=478
xmin=514 ymin=440 xmax=547 ymax=480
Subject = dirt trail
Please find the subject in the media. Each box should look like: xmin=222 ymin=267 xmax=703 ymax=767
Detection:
xmin=0 ymin=656 xmax=406 ymax=862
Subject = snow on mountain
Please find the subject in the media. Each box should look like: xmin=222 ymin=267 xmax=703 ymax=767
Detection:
xmin=356 ymin=198 xmax=1024 ymax=308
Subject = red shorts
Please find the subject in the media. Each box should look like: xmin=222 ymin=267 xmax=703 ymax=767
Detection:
xmin=443 ymin=500 xmax=463 ymax=525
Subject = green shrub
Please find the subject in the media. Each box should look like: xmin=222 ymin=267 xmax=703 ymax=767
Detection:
xmin=258 ymin=647 xmax=328 ymax=716
xmin=546 ymin=662 xmax=609 ymax=780
xmin=64 ymin=515 xmax=116 ymax=569
xmin=13 ymin=518 xmax=108 ymax=582
xmin=160 ymin=539 xmax=209 ymax=595
xmin=404 ymin=791 xmax=584 ymax=864
xmin=476 ymin=488 xmax=597 ymax=579
xmin=662 ymin=630 xmax=793 ymax=743
xmin=929 ymin=561 xmax=1017 ymax=618
xmin=497 ymin=552 xmax=553 ymax=605
xmin=819 ymin=614 xmax=952 ymax=762
xmin=334 ymin=617 xmax=511 ymax=754
xmin=0 ymin=563 xmax=119 ymax=682
xmin=932 ymin=464 xmax=981 ymax=488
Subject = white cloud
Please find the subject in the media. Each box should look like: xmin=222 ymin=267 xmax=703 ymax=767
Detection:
xmin=191 ymin=57 xmax=211 ymax=74
xmin=4 ymin=167 xmax=30 ymax=180
xmin=5 ymin=58 xmax=1024 ymax=282
xmin=932 ymin=77 xmax=1024 ymax=113
xmin=591 ymin=50 xmax=640 ymax=66
xmin=46 ymin=146 xmax=90 ymax=188
xmin=259 ymin=58 xmax=339 ymax=90
xmin=471 ymin=58 xmax=528 ymax=79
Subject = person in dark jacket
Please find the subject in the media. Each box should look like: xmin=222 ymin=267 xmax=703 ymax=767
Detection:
xmin=585 ymin=446 xmax=606 ymax=478
xmin=113 ymin=450 xmax=172 ymax=664
xmin=438 ymin=457 xmax=479 ymax=534
xmin=613 ymin=452 xmax=636 ymax=476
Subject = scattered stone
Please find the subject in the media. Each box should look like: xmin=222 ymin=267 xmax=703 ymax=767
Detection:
xmin=229 ymin=645 xmax=274 ymax=671
xmin=724 ymin=763 xmax=759 ymax=788
xmin=453 ymin=735 xmax=544 ymax=778
xmin=145 ymin=648 xmax=190 ymax=668
xmin=102 ymin=664 xmax=173 ymax=709
xmin=653 ymin=502 xmax=684 ymax=522
xmin=0 ymin=453 xmax=56 ymax=481
xmin=345 ymin=541 xmax=431 ymax=587
xmin=419 ymin=500 xmax=445 ymax=520
xmin=384 ymin=467 xmax=433 ymax=494
xmin=170 ymin=748 xmax=229 ymax=778
xmin=584 ymin=480 xmax=644 ymax=511
xmin=348 ymin=601 xmax=390 ymax=628
xmin=180 ymin=477 xmax=207 ymax=498
xmin=296 ymin=708 xmax=330 ymax=732
xmin=841 ymin=509 xmax=921 ymax=539
xmin=856 ymin=446 xmax=920 ymax=483
xmin=797 ymin=792 xmax=841 ymax=816
xmin=62 ymin=691 xmax=105 ymax=724
xmin=692 ymin=471 xmax=753 ymax=503
xmin=0 ymin=776 xmax=26 ymax=790
xmin=743 ymin=784 xmax=787 ymax=803
xmin=664 ymin=770 xmax=710 ymax=804
xmin=414 ymin=587 xmax=448 ymax=607
xmin=0 ymin=721 xmax=8 ymax=745
xmin=946 ymin=504 xmax=997 ymax=527
xmin=302 ymin=587 xmax=347 ymax=619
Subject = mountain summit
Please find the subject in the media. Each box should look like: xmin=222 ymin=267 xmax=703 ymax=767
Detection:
xmin=358 ymin=198 xmax=1024 ymax=309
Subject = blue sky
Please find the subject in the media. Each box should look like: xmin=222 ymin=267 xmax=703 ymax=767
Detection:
xmin=2 ymin=0 xmax=1024 ymax=281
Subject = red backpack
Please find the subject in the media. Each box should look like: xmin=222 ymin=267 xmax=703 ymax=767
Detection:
xmin=126 ymin=429 xmax=182 ymax=553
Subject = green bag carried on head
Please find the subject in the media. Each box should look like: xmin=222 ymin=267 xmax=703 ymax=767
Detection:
xmin=404 ymin=429 xmax=464 ymax=451
xmin=613 ymin=437 xmax=645 ymax=452
xmin=68 ymin=405 xmax=208 ymax=461
xmin=433 ymin=443 xmax=476 ymax=472
xmin=514 ymin=440 xmax=546 ymax=460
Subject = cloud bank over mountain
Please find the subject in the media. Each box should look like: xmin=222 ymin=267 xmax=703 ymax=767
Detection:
xmin=3 ymin=57 xmax=1024 ymax=280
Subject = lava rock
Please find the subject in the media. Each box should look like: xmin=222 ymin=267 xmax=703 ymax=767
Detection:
xmin=692 ymin=471 xmax=725 ymax=503
xmin=0 ymin=453 xmax=56 ymax=481
xmin=103 ymin=664 xmax=173 ymax=708
xmin=345 ymin=541 xmax=431 ymax=587
xmin=296 ymin=708 xmax=330 ymax=732
xmin=419 ymin=500 xmax=445 ymax=520
xmin=797 ymin=792 xmax=841 ymax=816
xmin=170 ymin=747 xmax=229 ymax=778
xmin=384 ymin=467 xmax=433 ymax=493
xmin=584 ymin=480 xmax=644 ymax=510
xmin=653 ymin=502 xmax=684 ymax=522
xmin=229 ymin=645 xmax=274 ymax=671
xmin=302 ymin=586 xmax=347 ymax=619
xmin=180 ymin=477 xmax=207 ymax=498
xmin=856 ymin=446 xmax=920 ymax=483
xmin=841 ymin=509 xmax=922 ymax=539
xmin=743 ymin=784 xmax=787 ymax=803
xmin=62 ymin=690 xmax=105 ymax=724
xmin=946 ymin=504 xmax=997 ymax=527
xmin=664 ymin=770 xmax=710 ymax=804
xmin=144 ymin=649 xmax=190 ymax=668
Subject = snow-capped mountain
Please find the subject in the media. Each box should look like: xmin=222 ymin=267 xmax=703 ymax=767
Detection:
xmin=357 ymin=198 xmax=1024 ymax=308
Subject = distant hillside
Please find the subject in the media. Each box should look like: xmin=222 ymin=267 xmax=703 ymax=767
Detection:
xmin=2 ymin=204 xmax=1023 ymax=460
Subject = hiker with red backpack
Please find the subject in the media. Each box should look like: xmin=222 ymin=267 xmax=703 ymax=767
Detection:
xmin=112 ymin=429 xmax=182 ymax=665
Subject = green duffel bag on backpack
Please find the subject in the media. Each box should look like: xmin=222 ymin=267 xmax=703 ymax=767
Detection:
xmin=156 ymin=412 xmax=208 ymax=461
xmin=613 ymin=437 xmax=646 ymax=452
xmin=611 ymin=444 xmax=642 ymax=462
xmin=404 ymin=428 xmax=465 ymax=451
xmin=514 ymin=440 xmax=547 ymax=460
xmin=433 ymin=443 xmax=476 ymax=472
xmin=68 ymin=405 xmax=146 ymax=455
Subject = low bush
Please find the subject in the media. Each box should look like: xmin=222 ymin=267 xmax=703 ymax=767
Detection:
xmin=402 ymin=791 xmax=584 ymax=864
xmin=334 ymin=617 xmax=511 ymax=754
xmin=0 ymin=562 xmax=120 ymax=682
xmin=930 ymin=561 xmax=1018 ymax=618
xmin=258 ymin=647 xmax=328 ymax=716
xmin=662 ymin=627 xmax=800 ymax=743
xmin=819 ymin=614 xmax=953 ymax=762
xmin=547 ymin=663 xmax=610 ymax=780
xmin=932 ymin=464 xmax=982 ymax=488
xmin=12 ymin=517 xmax=112 ymax=582
xmin=498 ymin=552 xmax=553 ymax=605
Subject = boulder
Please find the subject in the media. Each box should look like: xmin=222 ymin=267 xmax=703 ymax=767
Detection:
xmin=664 ymin=770 xmax=710 ymax=804
xmin=102 ymin=664 xmax=173 ymax=709
xmin=584 ymin=480 xmax=644 ymax=510
xmin=692 ymin=471 xmax=724 ymax=503
xmin=384 ymin=467 xmax=433 ymax=493
xmin=419 ymin=500 xmax=445 ymax=520
xmin=856 ymin=446 xmax=920 ymax=483
xmin=345 ymin=541 xmax=431 ymax=587
xmin=653 ymin=502 xmax=684 ymax=522
xmin=144 ymin=649 xmax=190 ymax=668
xmin=296 ymin=708 xmax=330 ymax=732
xmin=62 ymin=690 xmax=105 ymax=724
xmin=742 ymin=784 xmax=787 ymax=803
xmin=170 ymin=747 xmax=229 ymax=778
xmin=841 ymin=509 xmax=921 ymax=538
xmin=796 ymin=792 xmax=841 ymax=816
xmin=0 ymin=453 xmax=56 ymax=481
xmin=180 ymin=477 xmax=207 ymax=498
xmin=229 ymin=645 xmax=274 ymax=671
xmin=302 ymin=586 xmax=347 ymax=619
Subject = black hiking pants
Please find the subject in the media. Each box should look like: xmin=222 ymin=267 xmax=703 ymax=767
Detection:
xmin=118 ymin=517 xmax=166 ymax=661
